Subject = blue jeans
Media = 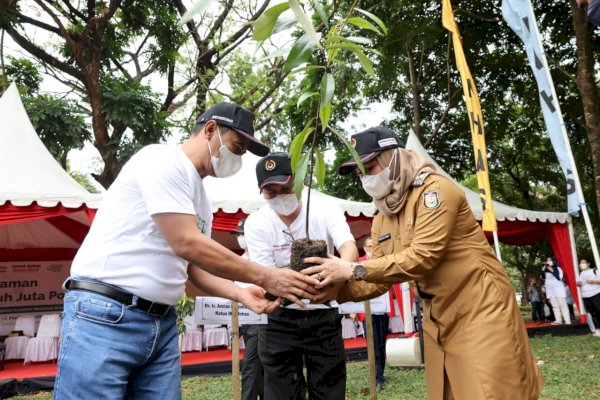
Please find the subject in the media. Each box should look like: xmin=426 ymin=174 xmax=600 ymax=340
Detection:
xmin=53 ymin=289 xmax=181 ymax=400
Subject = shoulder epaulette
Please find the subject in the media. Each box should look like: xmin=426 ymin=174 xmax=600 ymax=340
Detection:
xmin=411 ymin=172 xmax=431 ymax=187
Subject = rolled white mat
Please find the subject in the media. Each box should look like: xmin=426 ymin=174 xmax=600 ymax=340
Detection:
xmin=386 ymin=337 xmax=421 ymax=367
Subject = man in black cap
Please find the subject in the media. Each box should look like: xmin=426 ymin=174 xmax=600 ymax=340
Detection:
xmin=231 ymin=218 xmax=264 ymax=400
xmin=244 ymin=152 xmax=358 ymax=400
xmin=303 ymin=126 xmax=544 ymax=399
xmin=55 ymin=103 xmax=320 ymax=400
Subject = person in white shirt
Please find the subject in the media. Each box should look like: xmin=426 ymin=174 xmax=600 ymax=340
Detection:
xmin=540 ymin=256 xmax=571 ymax=325
xmin=244 ymin=152 xmax=358 ymax=400
xmin=576 ymin=258 xmax=600 ymax=337
xmin=54 ymin=104 xmax=320 ymax=400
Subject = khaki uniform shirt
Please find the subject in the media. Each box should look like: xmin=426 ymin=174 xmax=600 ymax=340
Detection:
xmin=339 ymin=175 xmax=543 ymax=400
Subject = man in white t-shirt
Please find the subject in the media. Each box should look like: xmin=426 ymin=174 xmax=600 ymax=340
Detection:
xmin=54 ymin=104 xmax=320 ymax=400
xmin=244 ymin=152 xmax=359 ymax=400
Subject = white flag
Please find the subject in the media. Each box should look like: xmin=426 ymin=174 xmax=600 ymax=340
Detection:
xmin=502 ymin=0 xmax=580 ymax=215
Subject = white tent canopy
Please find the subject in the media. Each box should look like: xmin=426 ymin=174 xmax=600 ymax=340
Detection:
xmin=405 ymin=131 xmax=570 ymax=224
xmin=0 ymin=84 xmax=102 ymax=208
xmin=0 ymin=83 xmax=101 ymax=252
xmin=204 ymin=153 xmax=376 ymax=217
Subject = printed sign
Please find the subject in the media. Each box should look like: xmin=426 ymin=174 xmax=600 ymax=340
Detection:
xmin=338 ymin=292 xmax=391 ymax=314
xmin=0 ymin=261 xmax=69 ymax=314
xmin=194 ymin=297 xmax=268 ymax=325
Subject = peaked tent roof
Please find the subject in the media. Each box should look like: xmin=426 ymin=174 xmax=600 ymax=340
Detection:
xmin=203 ymin=153 xmax=376 ymax=218
xmin=0 ymin=83 xmax=102 ymax=208
xmin=0 ymin=84 xmax=101 ymax=259
xmin=405 ymin=131 xmax=569 ymax=224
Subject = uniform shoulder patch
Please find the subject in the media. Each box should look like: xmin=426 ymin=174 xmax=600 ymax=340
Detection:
xmin=423 ymin=191 xmax=440 ymax=210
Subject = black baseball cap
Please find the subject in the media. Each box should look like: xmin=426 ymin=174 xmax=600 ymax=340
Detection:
xmin=230 ymin=218 xmax=246 ymax=235
xmin=338 ymin=126 xmax=405 ymax=175
xmin=256 ymin=152 xmax=294 ymax=191
xmin=197 ymin=102 xmax=269 ymax=156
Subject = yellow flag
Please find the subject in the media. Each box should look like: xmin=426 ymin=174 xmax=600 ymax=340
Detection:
xmin=442 ymin=0 xmax=497 ymax=232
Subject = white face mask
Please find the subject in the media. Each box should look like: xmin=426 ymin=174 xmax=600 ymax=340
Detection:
xmin=267 ymin=193 xmax=299 ymax=216
xmin=237 ymin=235 xmax=247 ymax=249
xmin=208 ymin=127 xmax=242 ymax=178
xmin=360 ymin=150 xmax=397 ymax=199
xmin=579 ymin=263 xmax=588 ymax=271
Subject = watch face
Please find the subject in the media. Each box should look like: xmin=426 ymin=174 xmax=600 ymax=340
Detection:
xmin=354 ymin=263 xmax=366 ymax=280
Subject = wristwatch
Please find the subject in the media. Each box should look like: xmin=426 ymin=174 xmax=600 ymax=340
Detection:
xmin=352 ymin=262 xmax=367 ymax=281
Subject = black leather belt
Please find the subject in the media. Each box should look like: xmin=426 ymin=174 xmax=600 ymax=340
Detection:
xmin=66 ymin=279 xmax=172 ymax=317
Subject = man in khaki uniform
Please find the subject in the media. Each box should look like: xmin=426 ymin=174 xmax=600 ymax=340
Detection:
xmin=304 ymin=126 xmax=543 ymax=400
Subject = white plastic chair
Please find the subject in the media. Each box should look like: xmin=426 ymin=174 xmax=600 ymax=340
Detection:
xmin=341 ymin=317 xmax=357 ymax=339
xmin=181 ymin=315 xmax=203 ymax=352
xmin=23 ymin=314 xmax=61 ymax=364
xmin=5 ymin=315 xmax=36 ymax=360
xmin=203 ymin=324 xmax=229 ymax=350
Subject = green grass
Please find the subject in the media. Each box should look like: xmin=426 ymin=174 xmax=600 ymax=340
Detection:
xmin=11 ymin=334 xmax=600 ymax=400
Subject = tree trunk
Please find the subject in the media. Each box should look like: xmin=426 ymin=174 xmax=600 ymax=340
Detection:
xmin=570 ymin=0 xmax=600 ymax=219
xmin=407 ymin=48 xmax=423 ymax=142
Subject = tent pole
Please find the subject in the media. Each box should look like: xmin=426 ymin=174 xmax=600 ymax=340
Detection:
xmin=568 ymin=219 xmax=586 ymax=323
xmin=492 ymin=230 xmax=502 ymax=263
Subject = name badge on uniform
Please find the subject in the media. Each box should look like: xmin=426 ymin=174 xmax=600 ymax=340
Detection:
xmin=377 ymin=233 xmax=391 ymax=243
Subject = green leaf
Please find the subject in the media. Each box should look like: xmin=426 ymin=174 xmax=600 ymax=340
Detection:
xmin=311 ymin=0 xmax=329 ymax=29
xmin=294 ymin=152 xmax=310 ymax=199
xmin=179 ymin=0 xmax=217 ymax=25
xmin=355 ymin=7 xmax=388 ymax=35
xmin=290 ymin=118 xmax=315 ymax=172
xmin=351 ymin=48 xmax=375 ymax=78
xmin=297 ymin=92 xmax=318 ymax=108
xmin=330 ymin=125 xmax=365 ymax=175
xmin=320 ymin=73 xmax=335 ymax=107
xmin=326 ymin=42 xmax=362 ymax=52
xmin=346 ymin=36 xmax=373 ymax=45
xmin=252 ymin=2 xmax=291 ymax=41
xmin=347 ymin=17 xmax=381 ymax=35
xmin=289 ymin=0 xmax=323 ymax=49
xmin=283 ymin=33 xmax=317 ymax=73
xmin=272 ymin=14 xmax=297 ymax=34
xmin=315 ymin=148 xmax=326 ymax=188
xmin=319 ymin=101 xmax=332 ymax=127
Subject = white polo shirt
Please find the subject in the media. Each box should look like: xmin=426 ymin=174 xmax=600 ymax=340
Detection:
xmin=579 ymin=269 xmax=600 ymax=298
xmin=71 ymin=144 xmax=212 ymax=305
xmin=244 ymin=190 xmax=355 ymax=310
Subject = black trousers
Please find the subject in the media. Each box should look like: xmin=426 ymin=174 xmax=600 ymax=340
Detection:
xmin=584 ymin=292 xmax=600 ymax=327
xmin=258 ymin=308 xmax=346 ymax=400
xmin=531 ymin=301 xmax=545 ymax=322
xmin=363 ymin=314 xmax=389 ymax=385
xmin=241 ymin=325 xmax=264 ymax=400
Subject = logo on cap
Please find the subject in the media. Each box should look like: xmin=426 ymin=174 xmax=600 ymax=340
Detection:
xmin=265 ymin=160 xmax=276 ymax=171
xmin=237 ymin=220 xmax=244 ymax=227
xmin=351 ymin=138 xmax=357 ymax=148
xmin=378 ymin=138 xmax=397 ymax=147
